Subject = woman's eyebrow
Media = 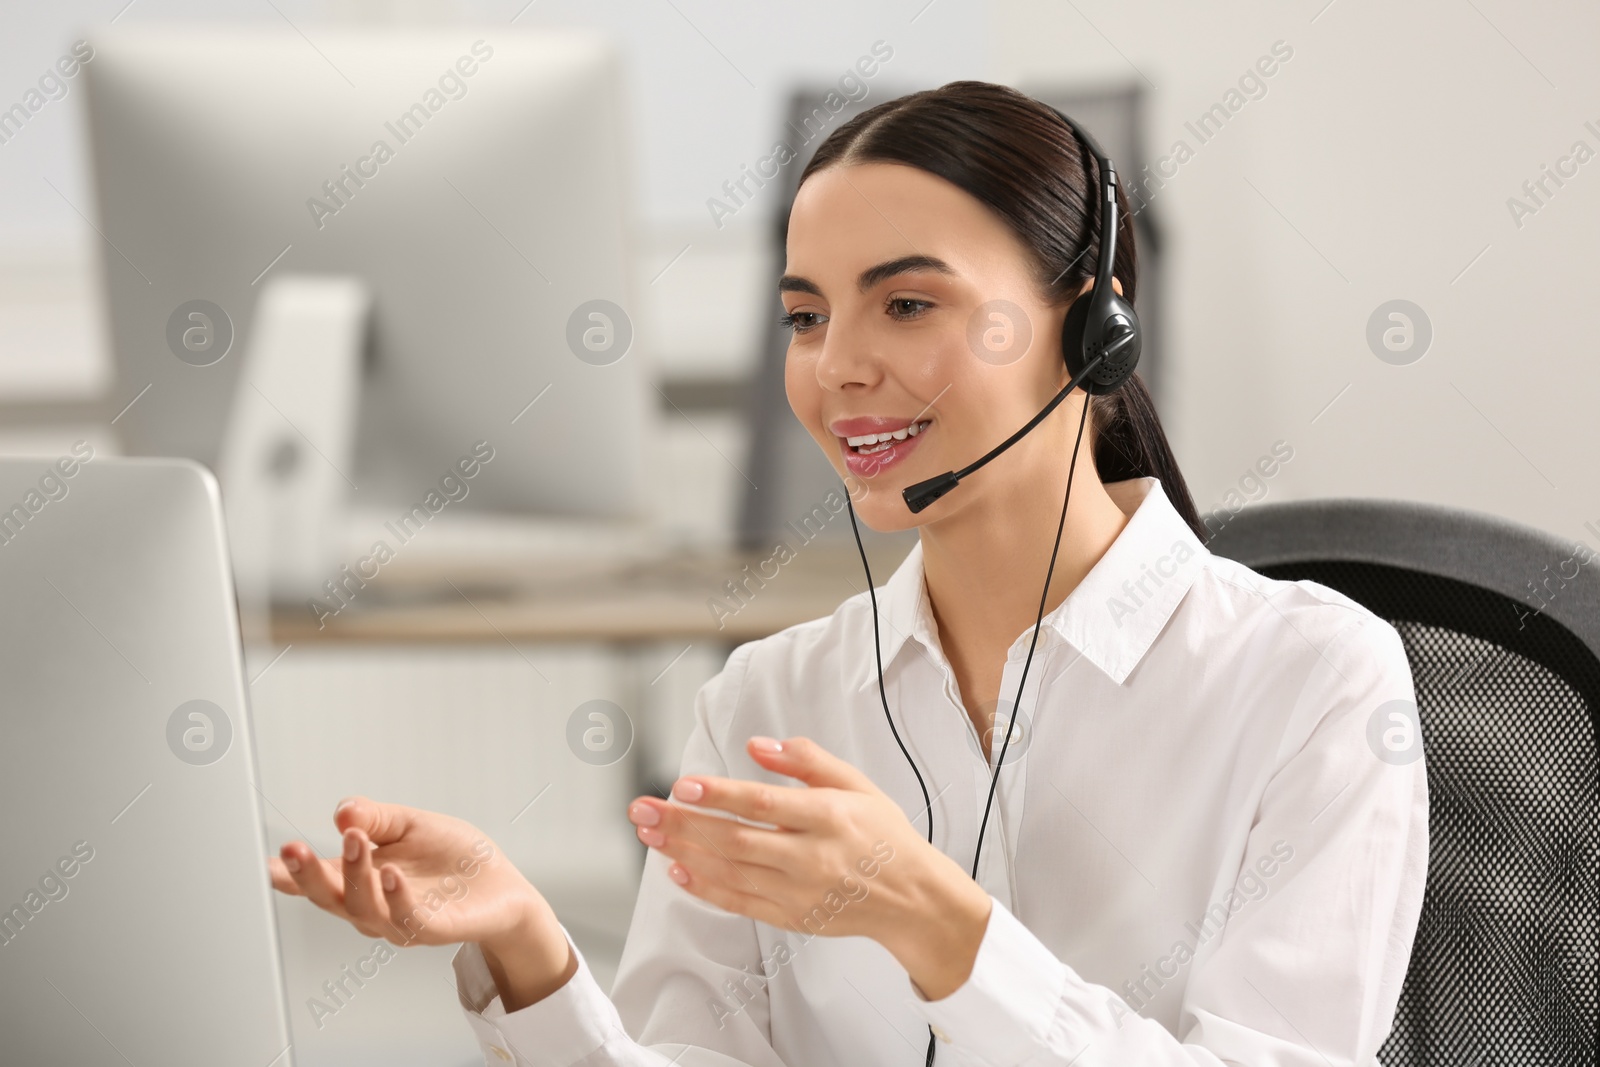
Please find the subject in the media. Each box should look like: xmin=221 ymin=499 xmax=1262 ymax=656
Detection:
xmin=778 ymin=254 xmax=957 ymax=297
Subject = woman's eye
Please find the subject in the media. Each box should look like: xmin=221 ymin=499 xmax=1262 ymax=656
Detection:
xmin=779 ymin=311 xmax=824 ymax=334
xmin=888 ymin=298 xmax=931 ymax=319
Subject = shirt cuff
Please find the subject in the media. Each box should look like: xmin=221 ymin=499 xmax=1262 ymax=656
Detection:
xmin=906 ymin=895 xmax=1069 ymax=1066
xmin=452 ymin=923 xmax=627 ymax=1066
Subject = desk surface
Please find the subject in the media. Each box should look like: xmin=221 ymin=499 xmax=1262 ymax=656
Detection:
xmin=270 ymin=540 xmax=915 ymax=644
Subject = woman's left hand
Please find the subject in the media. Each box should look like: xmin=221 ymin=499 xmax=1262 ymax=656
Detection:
xmin=626 ymin=734 xmax=993 ymax=996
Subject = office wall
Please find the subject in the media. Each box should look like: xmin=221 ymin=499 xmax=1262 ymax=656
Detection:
xmin=993 ymin=0 xmax=1600 ymax=551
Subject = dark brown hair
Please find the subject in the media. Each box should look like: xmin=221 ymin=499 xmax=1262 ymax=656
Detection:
xmin=794 ymin=80 xmax=1207 ymax=541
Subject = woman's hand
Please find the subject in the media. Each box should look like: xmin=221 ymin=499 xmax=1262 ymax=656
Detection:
xmin=269 ymin=797 xmax=576 ymax=1011
xmin=626 ymin=736 xmax=994 ymax=1000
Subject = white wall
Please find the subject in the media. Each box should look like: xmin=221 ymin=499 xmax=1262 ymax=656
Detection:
xmin=993 ymin=0 xmax=1600 ymax=549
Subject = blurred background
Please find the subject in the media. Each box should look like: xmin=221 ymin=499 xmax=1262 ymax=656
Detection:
xmin=1 ymin=0 xmax=1596 ymax=1063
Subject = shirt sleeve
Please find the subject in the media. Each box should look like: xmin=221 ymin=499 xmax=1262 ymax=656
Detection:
xmin=450 ymin=640 xmax=791 ymax=1067
xmin=903 ymin=613 xmax=1430 ymax=1067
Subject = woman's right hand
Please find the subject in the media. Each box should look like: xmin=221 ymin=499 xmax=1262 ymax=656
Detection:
xmin=268 ymin=796 xmax=578 ymax=1010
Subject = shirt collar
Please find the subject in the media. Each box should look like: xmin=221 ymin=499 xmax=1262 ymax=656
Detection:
xmin=850 ymin=476 xmax=1208 ymax=692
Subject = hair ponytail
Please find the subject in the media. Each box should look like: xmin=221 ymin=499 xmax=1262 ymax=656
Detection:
xmin=1089 ymin=373 xmax=1205 ymax=538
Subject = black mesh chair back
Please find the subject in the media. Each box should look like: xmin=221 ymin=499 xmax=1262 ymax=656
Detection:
xmin=1206 ymin=498 xmax=1598 ymax=1066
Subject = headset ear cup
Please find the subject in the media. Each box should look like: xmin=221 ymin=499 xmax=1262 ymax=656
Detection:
xmin=1096 ymin=292 xmax=1142 ymax=392
xmin=1060 ymin=288 xmax=1095 ymax=384
xmin=1061 ymin=287 xmax=1141 ymax=395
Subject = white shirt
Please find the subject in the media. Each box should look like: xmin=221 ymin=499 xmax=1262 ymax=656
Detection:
xmin=451 ymin=475 xmax=1429 ymax=1066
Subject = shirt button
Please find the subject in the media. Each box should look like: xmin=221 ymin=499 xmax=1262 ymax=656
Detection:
xmin=489 ymin=1044 xmax=512 ymax=1061
xmin=931 ymin=1024 xmax=951 ymax=1043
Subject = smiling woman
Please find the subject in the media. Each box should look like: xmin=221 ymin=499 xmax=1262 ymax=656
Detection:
xmin=268 ymin=80 xmax=1427 ymax=1067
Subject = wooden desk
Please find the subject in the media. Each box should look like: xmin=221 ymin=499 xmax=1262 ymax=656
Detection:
xmin=269 ymin=540 xmax=915 ymax=645
xmin=263 ymin=536 xmax=917 ymax=810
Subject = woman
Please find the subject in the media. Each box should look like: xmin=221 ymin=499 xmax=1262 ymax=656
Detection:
xmin=271 ymin=81 xmax=1428 ymax=1065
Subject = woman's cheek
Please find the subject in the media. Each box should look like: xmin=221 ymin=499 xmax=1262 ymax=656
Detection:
xmin=784 ymin=353 xmax=825 ymax=437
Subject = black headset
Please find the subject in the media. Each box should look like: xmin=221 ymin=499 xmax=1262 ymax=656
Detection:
xmin=841 ymin=103 xmax=1140 ymax=1067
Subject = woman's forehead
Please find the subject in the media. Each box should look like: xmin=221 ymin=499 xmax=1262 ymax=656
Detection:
xmin=785 ymin=164 xmax=1032 ymax=290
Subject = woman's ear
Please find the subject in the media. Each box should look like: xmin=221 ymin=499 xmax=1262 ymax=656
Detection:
xmin=1066 ymin=276 xmax=1122 ymax=301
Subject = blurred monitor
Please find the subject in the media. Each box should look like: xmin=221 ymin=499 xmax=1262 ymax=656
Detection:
xmin=80 ymin=25 xmax=649 ymax=519
xmin=0 ymin=455 xmax=294 ymax=1065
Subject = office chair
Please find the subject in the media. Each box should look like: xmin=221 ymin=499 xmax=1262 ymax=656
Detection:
xmin=1205 ymin=497 xmax=1598 ymax=1066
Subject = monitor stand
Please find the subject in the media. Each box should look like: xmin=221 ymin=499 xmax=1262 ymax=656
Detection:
xmin=218 ymin=273 xmax=368 ymax=652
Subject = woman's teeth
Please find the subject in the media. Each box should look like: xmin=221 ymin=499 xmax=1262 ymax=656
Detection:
xmin=847 ymin=419 xmax=931 ymax=454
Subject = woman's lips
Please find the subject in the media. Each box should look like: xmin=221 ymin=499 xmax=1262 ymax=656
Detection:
xmin=839 ymin=420 xmax=930 ymax=478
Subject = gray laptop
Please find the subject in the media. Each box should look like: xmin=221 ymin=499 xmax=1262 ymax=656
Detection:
xmin=0 ymin=454 xmax=294 ymax=1065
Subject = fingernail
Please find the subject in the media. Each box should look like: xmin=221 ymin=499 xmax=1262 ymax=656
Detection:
xmin=668 ymin=864 xmax=689 ymax=885
xmin=335 ymin=797 xmax=356 ymax=818
xmin=381 ymin=868 xmax=397 ymax=892
xmin=673 ymin=779 xmax=704 ymax=802
xmin=750 ymin=736 xmax=783 ymax=754
xmin=284 ymin=856 xmax=301 ymax=874
xmin=343 ymin=831 xmax=361 ymax=862
xmin=629 ymin=802 xmax=660 ymax=827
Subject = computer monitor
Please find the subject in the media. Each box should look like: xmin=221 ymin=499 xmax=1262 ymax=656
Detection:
xmin=80 ymin=26 xmax=649 ymax=520
xmin=0 ymin=454 xmax=295 ymax=1065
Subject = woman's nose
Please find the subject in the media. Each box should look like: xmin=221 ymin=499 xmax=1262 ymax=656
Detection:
xmin=814 ymin=324 xmax=882 ymax=392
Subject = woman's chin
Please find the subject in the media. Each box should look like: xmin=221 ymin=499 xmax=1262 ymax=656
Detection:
xmin=842 ymin=491 xmax=924 ymax=535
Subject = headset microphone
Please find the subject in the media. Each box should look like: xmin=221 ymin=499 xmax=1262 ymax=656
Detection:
xmin=843 ymin=104 xmax=1142 ymax=1067
xmin=901 ymin=346 xmax=1121 ymax=513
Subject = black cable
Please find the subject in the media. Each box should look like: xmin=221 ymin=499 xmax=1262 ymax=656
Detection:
xmin=846 ymin=486 xmax=941 ymax=1067
xmin=846 ymin=494 xmax=936 ymax=851
xmin=974 ymin=393 xmax=1091 ymax=879
xmin=845 ymin=391 xmax=1095 ymax=1067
